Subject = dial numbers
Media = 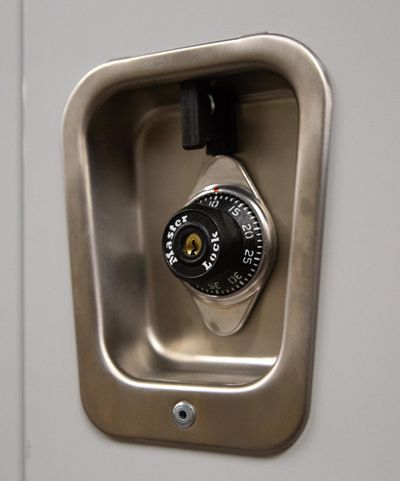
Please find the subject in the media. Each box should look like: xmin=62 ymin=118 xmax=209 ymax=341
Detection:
xmin=195 ymin=193 xmax=264 ymax=296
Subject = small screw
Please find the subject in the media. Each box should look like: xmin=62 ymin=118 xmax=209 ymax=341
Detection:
xmin=172 ymin=401 xmax=196 ymax=429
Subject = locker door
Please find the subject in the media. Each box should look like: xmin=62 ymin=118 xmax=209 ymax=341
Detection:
xmin=18 ymin=1 xmax=400 ymax=480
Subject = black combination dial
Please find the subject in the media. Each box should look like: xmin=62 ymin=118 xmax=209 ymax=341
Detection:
xmin=162 ymin=190 xmax=264 ymax=296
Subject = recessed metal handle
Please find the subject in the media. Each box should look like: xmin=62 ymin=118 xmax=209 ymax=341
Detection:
xmin=63 ymin=33 xmax=331 ymax=455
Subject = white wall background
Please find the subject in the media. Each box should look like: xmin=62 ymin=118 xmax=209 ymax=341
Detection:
xmin=0 ymin=2 xmax=22 ymax=480
xmin=2 ymin=1 xmax=399 ymax=480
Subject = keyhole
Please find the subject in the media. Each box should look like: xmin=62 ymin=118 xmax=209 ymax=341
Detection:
xmin=189 ymin=240 xmax=197 ymax=255
xmin=183 ymin=233 xmax=202 ymax=257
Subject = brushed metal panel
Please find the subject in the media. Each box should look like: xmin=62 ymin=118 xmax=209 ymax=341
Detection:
xmin=63 ymin=34 xmax=331 ymax=454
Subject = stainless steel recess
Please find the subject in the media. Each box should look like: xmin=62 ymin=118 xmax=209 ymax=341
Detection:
xmin=63 ymin=33 xmax=331 ymax=454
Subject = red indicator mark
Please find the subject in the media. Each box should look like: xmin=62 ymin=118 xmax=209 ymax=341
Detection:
xmin=213 ymin=186 xmax=219 ymax=193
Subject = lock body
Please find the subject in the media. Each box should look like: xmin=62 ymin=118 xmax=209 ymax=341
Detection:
xmin=162 ymin=155 xmax=277 ymax=335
